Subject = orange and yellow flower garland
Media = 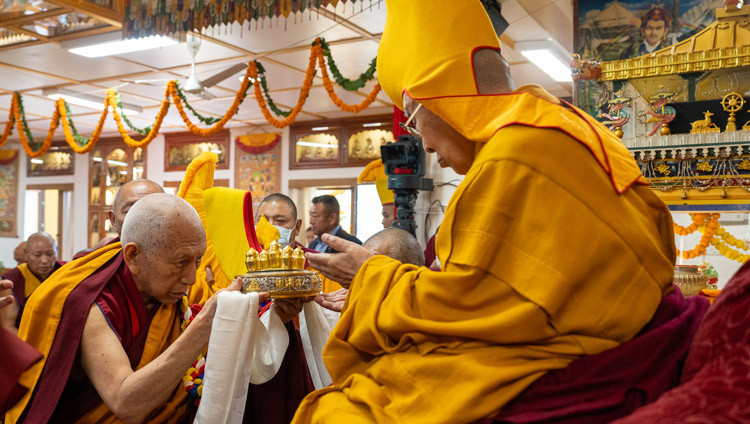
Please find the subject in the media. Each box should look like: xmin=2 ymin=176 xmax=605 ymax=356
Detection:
xmin=676 ymin=213 xmax=720 ymax=260
xmin=710 ymin=237 xmax=750 ymax=263
xmin=313 ymin=41 xmax=382 ymax=114
xmin=0 ymin=38 xmax=383 ymax=155
xmin=673 ymin=213 xmax=708 ymax=236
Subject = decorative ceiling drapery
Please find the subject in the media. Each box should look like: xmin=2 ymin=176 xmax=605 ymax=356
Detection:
xmin=123 ymin=0 xmax=376 ymax=38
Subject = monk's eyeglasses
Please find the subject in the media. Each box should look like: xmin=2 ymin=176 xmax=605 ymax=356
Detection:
xmin=400 ymin=103 xmax=423 ymax=139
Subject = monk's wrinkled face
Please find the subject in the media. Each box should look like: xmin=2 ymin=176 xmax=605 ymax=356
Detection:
xmin=26 ymin=238 xmax=56 ymax=280
xmin=403 ymin=96 xmax=475 ymax=175
xmin=382 ymin=204 xmax=395 ymax=228
xmin=130 ymin=222 xmax=206 ymax=305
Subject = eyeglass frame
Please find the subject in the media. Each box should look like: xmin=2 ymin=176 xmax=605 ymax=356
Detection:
xmin=399 ymin=103 xmax=423 ymax=139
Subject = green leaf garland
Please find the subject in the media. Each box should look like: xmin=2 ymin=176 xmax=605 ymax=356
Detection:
xmin=114 ymin=91 xmax=152 ymax=135
xmin=315 ymin=38 xmax=377 ymax=91
xmin=63 ymin=102 xmax=92 ymax=146
xmin=15 ymin=93 xmax=44 ymax=150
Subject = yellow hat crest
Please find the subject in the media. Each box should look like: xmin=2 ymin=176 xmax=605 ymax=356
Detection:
xmin=358 ymin=159 xmax=394 ymax=205
xmin=377 ymin=0 xmax=500 ymax=111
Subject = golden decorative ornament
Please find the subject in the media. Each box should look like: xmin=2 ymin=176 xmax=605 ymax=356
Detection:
xmin=246 ymin=248 xmax=259 ymax=272
xmin=689 ymin=111 xmax=721 ymax=134
xmin=673 ymin=265 xmax=709 ymax=296
xmin=281 ymin=245 xmax=294 ymax=269
xmin=721 ymin=92 xmax=745 ymax=132
xmin=259 ymin=250 xmax=270 ymax=269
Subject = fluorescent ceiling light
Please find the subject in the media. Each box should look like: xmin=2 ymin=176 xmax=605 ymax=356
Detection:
xmin=68 ymin=35 xmax=178 ymax=58
xmin=43 ymin=88 xmax=142 ymax=115
xmin=312 ymin=126 xmax=330 ymax=131
xmin=297 ymin=141 xmax=337 ymax=149
xmin=30 ymin=158 xmax=43 ymax=164
xmin=363 ymin=122 xmax=383 ymax=128
xmin=516 ymin=39 xmax=573 ymax=83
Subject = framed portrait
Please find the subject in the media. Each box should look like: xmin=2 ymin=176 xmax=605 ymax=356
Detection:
xmin=235 ymin=136 xmax=281 ymax=207
xmin=289 ymin=114 xmax=393 ymax=169
xmin=0 ymin=150 xmax=20 ymax=238
xmin=27 ymin=146 xmax=74 ymax=176
xmin=575 ymin=0 xmax=719 ymax=114
xmin=164 ymin=130 xmax=230 ymax=172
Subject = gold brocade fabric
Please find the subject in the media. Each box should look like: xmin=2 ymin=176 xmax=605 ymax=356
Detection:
xmin=292 ymin=123 xmax=676 ymax=424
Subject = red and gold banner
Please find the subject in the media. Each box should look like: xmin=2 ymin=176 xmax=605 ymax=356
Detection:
xmin=235 ymin=133 xmax=281 ymax=154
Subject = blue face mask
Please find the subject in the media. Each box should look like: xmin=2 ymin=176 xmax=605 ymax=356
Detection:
xmin=274 ymin=225 xmax=293 ymax=248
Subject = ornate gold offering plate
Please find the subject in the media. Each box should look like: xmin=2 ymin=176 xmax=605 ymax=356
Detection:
xmin=238 ymin=240 xmax=321 ymax=298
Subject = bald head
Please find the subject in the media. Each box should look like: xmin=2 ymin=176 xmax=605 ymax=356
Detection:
xmin=26 ymin=232 xmax=57 ymax=280
xmin=14 ymin=241 xmax=27 ymax=265
xmin=121 ymin=194 xmax=206 ymax=305
xmin=259 ymin=193 xmax=298 ymax=221
xmin=121 ymin=193 xmax=204 ymax=256
xmin=110 ymin=179 xmax=164 ymax=236
xmin=364 ymin=228 xmax=424 ymax=267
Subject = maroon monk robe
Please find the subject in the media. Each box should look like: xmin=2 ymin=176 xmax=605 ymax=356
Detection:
xmin=483 ymin=285 xmax=709 ymax=424
xmin=16 ymin=252 xmax=167 ymax=423
xmin=2 ymin=261 xmax=65 ymax=327
xmin=0 ymin=326 xmax=42 ymax=415
xmin=612 ymin=260 xmax=750 ymax=423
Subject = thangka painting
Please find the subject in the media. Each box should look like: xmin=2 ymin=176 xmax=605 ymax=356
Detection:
xmin=575 ymin=0 xmax=725 ymax=115
xmin=235 ymin=141 xmax=281 ymax=209
xmin=0 ymin=150 xmax=19 ymax=237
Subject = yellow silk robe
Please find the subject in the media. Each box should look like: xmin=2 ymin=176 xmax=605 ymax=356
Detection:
xmin=292 ymin=106 xmax=675 ymax=423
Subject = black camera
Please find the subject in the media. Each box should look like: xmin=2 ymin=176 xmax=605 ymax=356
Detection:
xmin=381 ymin=135 xmax=434 ymax=235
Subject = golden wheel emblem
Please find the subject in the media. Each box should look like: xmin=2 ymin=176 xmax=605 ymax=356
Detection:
xmin=722 ymin=92 xmax=746 ymax=132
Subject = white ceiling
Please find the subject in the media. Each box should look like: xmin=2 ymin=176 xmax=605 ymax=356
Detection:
xmin=0 ymin=0 xmax=574 ymax=141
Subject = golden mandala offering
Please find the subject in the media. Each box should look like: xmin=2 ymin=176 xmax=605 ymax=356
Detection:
xmin=238 ymin=240 xmax=321 ymax=298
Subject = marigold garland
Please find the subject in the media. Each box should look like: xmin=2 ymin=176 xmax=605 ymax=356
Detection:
xmin=0 ymin=37 xmax=382 ymax=155
xmin=710 ymin=238 xmax=750 ymax=263
xmin=673 ymin=213 xmax=708 ymax=236
xmin=314 ymin=41 xmax=382 ymax=113
xmin=676 ymin=213 xmax=720 ymax=260
xmin=715 ymin=226 xmax=749 ymax=251
xmin=252 ymin=48 xmax=317 ymax=128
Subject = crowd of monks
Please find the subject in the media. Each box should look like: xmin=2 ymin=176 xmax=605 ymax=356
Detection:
xmin=3 ymin=0 xmax=750 ymax=422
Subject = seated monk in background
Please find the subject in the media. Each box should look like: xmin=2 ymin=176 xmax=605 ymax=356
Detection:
xmin=293 ymin=1 xmax=707 ymax=423
xmin=5 ymin=194 xmax=246 ymax=423
xmin=1 ymin=232 xmax=64 ymax=330
xmin=315 ymin=228 xmax=424 ymax=313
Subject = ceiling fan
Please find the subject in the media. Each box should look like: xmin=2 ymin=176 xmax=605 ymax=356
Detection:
xmin=123 ymin=36 xmax=248 ymax=100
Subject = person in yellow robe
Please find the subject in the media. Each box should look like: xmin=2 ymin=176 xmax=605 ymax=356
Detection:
xmin=5 ymin=194 xmax=240 ymax=423
xmin=293 ymin=1 xmax=676 ymax=423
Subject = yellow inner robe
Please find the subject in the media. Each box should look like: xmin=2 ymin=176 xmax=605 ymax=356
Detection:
xmin=292 ymin=121 xmax=675 ymax=423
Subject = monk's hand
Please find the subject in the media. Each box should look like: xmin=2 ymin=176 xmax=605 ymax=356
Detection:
xmin=205 ymin=265 xmax=215 ymax=286
xmin=314 ymin=288 xmax=348 ymax=313
xmin=305 ymin=234 xmax=373 ymax=288
xmin=273 ymin=297 xmax=304 ymax=323
xmin=199 ymin=277 xmax=243 ymax=325
xmin=0 ymin=279 xmax=13 ymax=309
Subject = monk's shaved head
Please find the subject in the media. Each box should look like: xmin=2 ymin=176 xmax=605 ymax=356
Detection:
xmin=121 ymin=194 xmax=204 ymax=256
xmin=363 ymin=228 xmax=424 ymax=267
xmin=110 ymin=179 xmax=164 ymax=236
xmin=121 ymin=193 xmax=206 ymax=305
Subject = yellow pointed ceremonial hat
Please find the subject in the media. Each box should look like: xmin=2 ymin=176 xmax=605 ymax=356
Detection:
xmin=358 ymin=159 xmax=394 ymax=205
xmin=377 ymin=0 xmax=500 ymax=111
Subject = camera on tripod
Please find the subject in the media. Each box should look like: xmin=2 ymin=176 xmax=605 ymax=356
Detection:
xmin=380 ymin=134 xmax=434 ymax=235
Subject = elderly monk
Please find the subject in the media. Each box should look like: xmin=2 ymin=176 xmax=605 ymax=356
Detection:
xmin=13 ymin=242 xmax=26 ymax=266
xmin=315 ymin=228 xmax=424 ymax=313
xmin=5 ymin=194 xmax=248 ymax=423
xmin=292 ymin=1 xmax=699 ymax=423
xmin=1 ymin=232 xmax=64 ymax=329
